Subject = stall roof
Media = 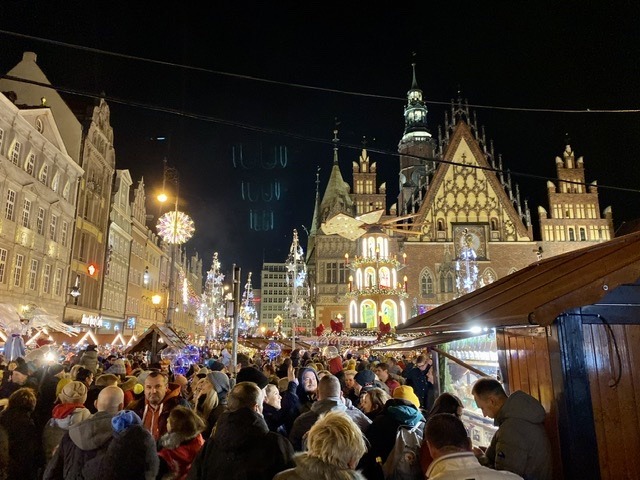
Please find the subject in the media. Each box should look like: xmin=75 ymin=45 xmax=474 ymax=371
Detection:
xmin=125 ymin=324 xmax=187 ymax=354
xmin=398 ymin=231 xmax=640 ymax=333
xmin=372 ymin=331 xmax=477 ymax=352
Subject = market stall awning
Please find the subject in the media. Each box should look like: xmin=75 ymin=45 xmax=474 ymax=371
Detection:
xmin=125 ymin=324 xmax=187 ymax=354
xmin=398 ymin=231 xmax=640 ymax=334
xmin=372 ymin=331 xmax=478 ymax=352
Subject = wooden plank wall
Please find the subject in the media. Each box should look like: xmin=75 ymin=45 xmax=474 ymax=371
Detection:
xmin=497 ymin=327 xmax=563 ymax=479
xmin=583 ymin=323 xmax=640 ymax=479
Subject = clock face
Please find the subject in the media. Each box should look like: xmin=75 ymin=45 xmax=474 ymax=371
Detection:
xmin=453 ymin=225 xmax=486 ymax=259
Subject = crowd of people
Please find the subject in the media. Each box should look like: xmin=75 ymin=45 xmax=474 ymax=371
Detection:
xmin=0 ymin=344 xmax=552 ymax=480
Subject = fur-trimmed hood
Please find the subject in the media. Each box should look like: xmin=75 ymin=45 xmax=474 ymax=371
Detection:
xmin=159 ymin=430 xmax=202 ymax=450
xmin=274 ymin=453 xmax=366 ymax=480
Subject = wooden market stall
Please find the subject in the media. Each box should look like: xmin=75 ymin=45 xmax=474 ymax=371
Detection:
xmin=396 ymin=230 xmax=640 ymax=480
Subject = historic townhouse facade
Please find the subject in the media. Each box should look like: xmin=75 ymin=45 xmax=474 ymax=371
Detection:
xmin=0 ymin=86 xmax=83 ymax=317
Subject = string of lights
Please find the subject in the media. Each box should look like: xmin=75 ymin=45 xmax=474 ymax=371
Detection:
xmin=1 ymin=29 xmax=638 ymax=114
xmin=2 ymin=73 xmax=639 ymax=198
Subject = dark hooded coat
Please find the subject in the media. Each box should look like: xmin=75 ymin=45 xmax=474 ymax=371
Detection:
xmin=187 ymin=407 xmax=294 ymax=480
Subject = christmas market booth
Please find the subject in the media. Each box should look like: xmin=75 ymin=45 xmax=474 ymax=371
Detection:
xmin=394 ymin=230 xmax=640 ymax=480
xmin=125 ymin=323 xmax=187 ymax=362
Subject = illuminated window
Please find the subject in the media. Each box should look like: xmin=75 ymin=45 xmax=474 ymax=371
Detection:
xmin=39 ymin=164 xmax=49 ymax=185
xmin=43 ymin=264 xmax=51 ymax=293
xmin=5 ymin=189 xmax=16 ymax=221
xmin=28 ymin=259 xmax=38 ymax=290
xmin=25 ymin=153 xmax=35 ymax=175
xmin=9 ymin=141 xmax=21 ymax=165
xmin=0 ymin=248 xmax=6 ymax=283
xmin=21 ymin=199 xmax=31 ymax=228
xmin=13 ymin=253 xmax=24 ymax=287
xmin=36 ymin=208 xmax=45 ymax=235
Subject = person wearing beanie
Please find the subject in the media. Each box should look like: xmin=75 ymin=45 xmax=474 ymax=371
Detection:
xmin=236 ymin=366 xmax=269 ymax=390
xmin=83 ymin=409 xmax=159 ymax=480
xmin=206 ymin=359 xmax=225 ymax=372
xmin=118 ymin=375 xmax=138 ymax=407
xmin=78 ymin=346 xmax=99 ymax=375
xmin=0 ymin=360 xmax=38 ymax=400
xmin=43 ymin=386 xmax=126 ymax=480
xmin=0 ymin=387 xmax=43 ymax=479
xmin=105 ymin=358 xmax=126 ymax=379
xmin=392 ymin=385 xmax=421 ymax=409
xmin=42 ymin=381 xmax=92 ymax=461
xmin=358 ymin=380 xmax=425 ymax=480
xmin=157 ymin=406 xmax=206 ymax=479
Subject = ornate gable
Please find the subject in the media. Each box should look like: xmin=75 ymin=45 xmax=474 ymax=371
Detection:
xmin=414 ymin=121 xmax=531 ymax=242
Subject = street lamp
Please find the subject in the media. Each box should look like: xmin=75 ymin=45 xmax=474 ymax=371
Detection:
xmin=155 ymin=161 xmax=195 ymax=328
xmin=69 ymin=275 xmax=81 ymax=305
xmin=151 ymin=294 xmax=163 ymax=322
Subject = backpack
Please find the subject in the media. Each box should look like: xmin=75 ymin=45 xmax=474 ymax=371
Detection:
xmin=381 ymin=420 xmax=425 ymax=480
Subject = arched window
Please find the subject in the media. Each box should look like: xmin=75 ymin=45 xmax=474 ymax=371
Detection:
xmin=440 ymin=272 xmax=454 ymax=293
xmin=364 ymin=267 xmax=376 ymax=287
xmin=39 ymin=164 xmax=49 ymax=185
xmin=379 ymin=267 xmax=391 ymax=287
xmin=568 ymin=227 xmax=575 ymax=241
xmin=420 ymin=271 xmax=434 ymax=296
xmin=25 ymin=153 xmax=36 ymax=175
xmin=437 ymin=219 xmax=445 ymax=231
xmin=361 ymin=300 xmax=376 ymax=328
xmin=51 ymin=173 xmax=60 ymax=192
xmin=579 ymin=227 xmax=586 ymax=241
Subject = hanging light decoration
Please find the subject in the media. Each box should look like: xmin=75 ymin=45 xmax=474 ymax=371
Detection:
xmin=455 ymin=228 xmax=479 ymax=296
xmin=156 ymin=211 xmax=195 ymax=245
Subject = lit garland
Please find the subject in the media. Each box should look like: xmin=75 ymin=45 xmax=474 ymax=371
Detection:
xmin=156 ymin=211 xmax=195 ymax=245
xmin=349 ymin=256 xmax=403 ymax=270
xmin=346 ymin=286 xmax=408 ymax=298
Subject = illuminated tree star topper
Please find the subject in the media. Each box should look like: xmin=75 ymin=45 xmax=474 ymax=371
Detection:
xmin=157 ymin=211 xmax=195 ymax=244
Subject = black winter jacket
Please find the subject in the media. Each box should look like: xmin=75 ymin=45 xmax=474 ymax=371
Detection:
xmin=187 ymin=407 xmax=294 ymax=480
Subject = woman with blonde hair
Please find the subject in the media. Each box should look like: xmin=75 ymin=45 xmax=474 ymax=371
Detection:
xmin=191 ymin=376 xmax=220 ymax=438
xmin=274 ymin=410 xmax=367 ymax=480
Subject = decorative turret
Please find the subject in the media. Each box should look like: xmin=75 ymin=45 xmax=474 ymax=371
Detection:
xmin=397 ymin=62 xmax=437 ymax=216
xmin=319 ymin=128 xmax=355 ymax=222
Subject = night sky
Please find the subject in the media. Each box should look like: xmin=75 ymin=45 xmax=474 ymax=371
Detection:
xmin=1 ymin=2 xmax=639 ymax=283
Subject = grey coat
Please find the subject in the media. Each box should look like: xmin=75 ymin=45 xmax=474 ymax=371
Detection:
xmin=43 ymin=411 xmax=115 ymax=480
xmin=288 ymin=398 xmax=371 ymax=451
xmin=483 ymin=391 xmax=553 ymax=480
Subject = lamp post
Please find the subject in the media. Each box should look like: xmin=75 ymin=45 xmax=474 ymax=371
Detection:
xmin=156 ymin=161 xmax=194 ymax=328
xmin=69 ymin=275 xmax=81 ymax=305
xmin=151 ymin=294 xmax=164 ymax=322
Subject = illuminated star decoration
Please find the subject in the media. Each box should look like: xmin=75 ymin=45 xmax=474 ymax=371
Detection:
xmin=156 ymin=211 xmax=195 ymax=244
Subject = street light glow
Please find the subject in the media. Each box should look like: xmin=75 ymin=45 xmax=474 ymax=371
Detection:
xmin=157 ymin=192 xmax=168 ymax=203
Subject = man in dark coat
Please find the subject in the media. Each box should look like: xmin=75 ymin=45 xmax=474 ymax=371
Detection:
xmin=43 ymin=385 xmax=124 ymax=480
xmin=188 ymin=381 xmax=294 ymax=479
xmin=404 ymin=353 xmax=434 ymax=409
xmin=289 ymin=375 xmax=370 ymax=451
